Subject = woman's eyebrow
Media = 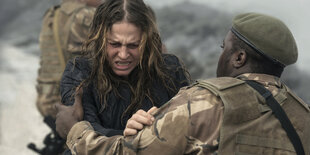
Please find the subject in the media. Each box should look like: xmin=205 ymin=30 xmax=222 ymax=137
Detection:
xmin=130 ymin=40 xmax=141 ymax=44
xmin=107 ymin=39 xmax=141 ymax=44
xmin=107 ymin=38 xmax=117 ymax=42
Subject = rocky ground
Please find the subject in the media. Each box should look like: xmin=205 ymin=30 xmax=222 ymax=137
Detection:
xmin=0 ymin=40 xmax=49 ymax=155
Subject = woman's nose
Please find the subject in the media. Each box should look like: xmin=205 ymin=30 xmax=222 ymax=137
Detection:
xmin=118 ymin=46 xmax=129 ymax=59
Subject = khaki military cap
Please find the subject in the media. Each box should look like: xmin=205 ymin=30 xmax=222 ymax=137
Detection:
xmin=231 ymin=13 xmax=298 ymax=67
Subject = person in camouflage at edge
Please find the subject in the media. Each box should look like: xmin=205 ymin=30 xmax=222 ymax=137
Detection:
xmin=55 ymin=12 xmax=310 ymax=155
xmin=36 ymin=0 xmax=101 ymax=121
xmin=33 ymin=0 xmax=102 ymax=154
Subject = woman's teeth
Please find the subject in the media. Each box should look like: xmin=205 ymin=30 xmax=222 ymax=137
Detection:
xmin=117 ymin=62 xmax=130 ymax=66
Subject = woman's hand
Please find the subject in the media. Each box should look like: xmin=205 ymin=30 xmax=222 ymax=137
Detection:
xmin=123 ymin=107 xmax=158 ymax=136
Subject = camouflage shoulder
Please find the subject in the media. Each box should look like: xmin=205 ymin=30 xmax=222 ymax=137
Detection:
xmin=74 ymin=7 xmax=96 ymax=27
xmin=197 ymin=77 xmax=244 ymax=89
xmin=42 ymin=5 xmax=60 ymax=18
xmin=194 ymin=77 xmax=245 ymax=96
xmin=179 ymin=81 xmax=213 ymax=95
xmin=181 ymin=81 xmax=199 ymax=90
xmin=284 ymin=84 xmax=310 ymax=112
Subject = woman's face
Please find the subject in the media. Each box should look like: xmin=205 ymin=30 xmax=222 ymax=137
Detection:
xmin=106 ymin=21 xmax=142 ymax=77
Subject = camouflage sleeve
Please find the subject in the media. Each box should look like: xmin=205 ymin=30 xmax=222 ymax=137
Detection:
xmin=66 ymin=7 xmax=95 ymax=55
xmin=66 ymin=86 xmax=223 ymax=155
xmin=183 ymin=86 xmax=223 ymax=154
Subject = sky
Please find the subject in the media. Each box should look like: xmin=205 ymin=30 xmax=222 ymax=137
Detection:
xmin=145 ymin=0 xmax=310 ymax=72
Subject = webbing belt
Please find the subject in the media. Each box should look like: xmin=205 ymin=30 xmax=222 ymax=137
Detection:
xmin=52 ymin=8 xmax=66 ymax=72
xmin=245 ymin=80 xmax=305 ymax=155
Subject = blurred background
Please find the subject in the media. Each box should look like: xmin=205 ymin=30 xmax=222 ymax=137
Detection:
xmin=0 ymin=0 xmax=309 ymax=154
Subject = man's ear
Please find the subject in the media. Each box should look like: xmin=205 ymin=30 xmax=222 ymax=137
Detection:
xmin=232 ymin=50 xmax=247 ymax=68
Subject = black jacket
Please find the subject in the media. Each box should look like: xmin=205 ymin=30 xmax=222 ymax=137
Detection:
xmin=60 ymin=54 xmax=190 ymax=136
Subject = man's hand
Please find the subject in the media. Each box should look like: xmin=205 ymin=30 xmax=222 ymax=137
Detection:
xmin=55 ymin=88 xmax=84 ymax=139
xmin=123 ymin=107 xmax=158 ymax=136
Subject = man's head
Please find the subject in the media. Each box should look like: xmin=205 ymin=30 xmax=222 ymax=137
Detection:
xmin=217 ymin=13 xmax=298 ymax=78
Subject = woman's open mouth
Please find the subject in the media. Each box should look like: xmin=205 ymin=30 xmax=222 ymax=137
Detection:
xmin=115 ymin=61 xmax=131 ymax=70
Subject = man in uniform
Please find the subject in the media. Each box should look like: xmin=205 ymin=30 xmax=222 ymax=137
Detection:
xmin=30 ymin=0 xmax=102 ymax=154
xmin=55 ymin=13 xmax=310 ymax=154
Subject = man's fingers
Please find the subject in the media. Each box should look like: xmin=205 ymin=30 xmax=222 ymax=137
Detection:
xmin=55 ymin=118 xmax=66 ymax=139
xmin=55 ymin=103 xmax=60 ymax=112
xmin=147 ymin=106 xmax=158 ymax=115
xmin=73 ymin=88 xmax=84 ymax=121
xmin=73 ymin=87 xmax=83 ymax=108
xmin=132 ymin=112 xmax=153 ymax=125
xmin=123 ymin=128 xmax=137 ymax=137
xmin=126 ymin=119 xmax=144 ymax=130
xmin=137 ymin=109 xmax=154 ymax=122
xmin=55 ymin=103 xmax=66 ymax=112
xmin=123 ymin=108 xmax=157 ymax=137
xmin=136 ymin=109 xmax=148 ymax=117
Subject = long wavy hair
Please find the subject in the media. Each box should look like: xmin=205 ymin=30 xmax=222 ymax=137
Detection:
xmin=78 ymin=0 xmax=188 ymax=118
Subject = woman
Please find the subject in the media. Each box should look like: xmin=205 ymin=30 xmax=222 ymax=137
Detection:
xmin=60 ymin=0 xmax=190 ymax=138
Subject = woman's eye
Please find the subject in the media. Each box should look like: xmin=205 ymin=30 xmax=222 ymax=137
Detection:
xmin=127 ymin=44 xmax=139 ymax=49
xmin=109 ymin=42 xmax=121 ymax=48
xmin=220 ymin=45 xmax=224 ymax=49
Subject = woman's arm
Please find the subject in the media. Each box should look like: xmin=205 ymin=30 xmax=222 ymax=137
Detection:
xmin=82 ymin=86 xmax=124 ymax=136
xmin=60 ymin=58 xmax=123 ymax=136
xmin=60 ymin=58 xmax=89 ymax=106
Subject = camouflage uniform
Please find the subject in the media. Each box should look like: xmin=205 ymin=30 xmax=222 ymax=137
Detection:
xmin=36 ymin=0 xmax=96 ymax=118
xmin=65 ymin=73 xmax=310 ymax=155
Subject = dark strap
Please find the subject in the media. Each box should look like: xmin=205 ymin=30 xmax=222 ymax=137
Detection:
xmin=245 ymin=80 xmax=305 ymax=155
